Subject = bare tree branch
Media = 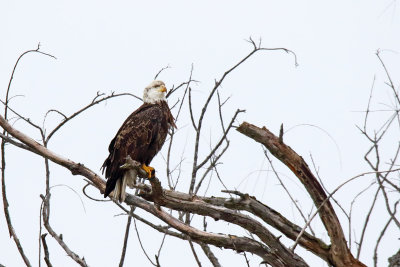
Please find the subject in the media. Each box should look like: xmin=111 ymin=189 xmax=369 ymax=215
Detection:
xmin=218 ymin=189 xmax=330 ymax=262
xmin=45 ymin=92 xmax=140 ymax=143
xmin=189 ymin=41 xmax=298 ymax=195
xmin=196 ymin=109 xmax=244 ymax=172
xmin=154 ymin=65 xmax=171 ymax=80
xmin=0 ymin=44 xmax=56 ymax=267
xmin=237 ymin=121 xmax=367 ymax=267
xmin=376 ymin=50 xmax=400 ymax=105
xmin=188 ymin=239 xmax=202 ymax=267
xmin=374 ymin=201 xmax=399 ymax=267
xmin=119 ymin=207 xmax=133 ymax=267
xmin=133 ymin=218 xmax=157 ymax=266
xmin=40 ymin=193 xmax=88 ymax=267
xmin=199 ymin=243 xmax=221 ymax=267
xmin=264 ymin=149 xmax=315 ymax=236
xmin=127 ymin=193 xmax=306 ymax=267
xmin=41 ymin=234 xmax=53 ymax=267
xmin=4 ymin=42 xmax=397 ymax=267
xmin=355 ymin=184 xmax=379 ymax=259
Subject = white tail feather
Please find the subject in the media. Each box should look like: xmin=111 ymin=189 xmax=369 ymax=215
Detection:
xmin=111 ymin=168 xmax=138 ymax=203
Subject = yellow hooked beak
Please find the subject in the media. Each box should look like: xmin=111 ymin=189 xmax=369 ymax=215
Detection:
xmin=159 ymin=86 xmax=167 ymax=93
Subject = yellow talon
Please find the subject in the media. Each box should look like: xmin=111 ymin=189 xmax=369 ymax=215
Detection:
xmin=141 ymin=164 xmax=155 ymax=178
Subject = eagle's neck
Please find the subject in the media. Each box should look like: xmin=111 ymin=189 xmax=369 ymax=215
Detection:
xmin=144 ymin=98 xmax=166 ymax=105
xmin=143 ymin=91 xmax=166 ymax=104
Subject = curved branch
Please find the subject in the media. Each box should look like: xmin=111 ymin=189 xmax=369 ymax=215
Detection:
xmin=236 ymin=121 xmax=366 ymax=267
xmin=220 ymin=190 xmax=330 ymax=261
xmin=46 ymin=92 xmax=140 ymax=143
xmin=4 ymin=44 xmax=56 ymax=121
xmin=0 ymin=44 xmax=54 ymax=267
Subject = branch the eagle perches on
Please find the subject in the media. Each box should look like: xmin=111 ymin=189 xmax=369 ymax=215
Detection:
xmin=0 ymin=111 xmax=366 ymax=267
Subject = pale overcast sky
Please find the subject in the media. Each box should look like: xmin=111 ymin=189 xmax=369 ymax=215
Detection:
xmin=1 ymin=1 xmax=399 ymax=266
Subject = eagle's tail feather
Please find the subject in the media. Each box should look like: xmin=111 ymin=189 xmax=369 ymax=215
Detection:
xmin=106 ymin=169 xmax=137 ymax=203
xmin=112 ymin=177 xmax=127 ymax=203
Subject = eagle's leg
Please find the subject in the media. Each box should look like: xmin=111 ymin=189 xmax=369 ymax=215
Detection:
xmin=141 ymin=164 xmax=155 ymax=178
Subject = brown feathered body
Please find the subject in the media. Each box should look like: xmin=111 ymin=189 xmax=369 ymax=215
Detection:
xmin=101 ymin=100 xmax=175 ymax=200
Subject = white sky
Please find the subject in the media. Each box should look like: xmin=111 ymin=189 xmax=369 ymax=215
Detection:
xmin=1 ymin=1 xmax=399 ymax=266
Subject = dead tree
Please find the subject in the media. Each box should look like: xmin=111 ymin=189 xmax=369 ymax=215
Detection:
xmin=1 ymin=43 xmax=398 ymax=267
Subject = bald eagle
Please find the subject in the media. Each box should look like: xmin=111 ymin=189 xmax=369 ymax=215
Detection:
xmin=101 ymin=80 xmax=176 ymax=202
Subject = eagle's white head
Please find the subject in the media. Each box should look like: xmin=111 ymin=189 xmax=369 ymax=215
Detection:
xmin=143 ymin=80 xmax=167 ymax=104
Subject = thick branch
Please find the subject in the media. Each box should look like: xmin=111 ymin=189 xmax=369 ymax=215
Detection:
xmin=236 ymin=121 xmax=366 ymax=267
xmin=125 ymin=194 xmax=299 ymax=267
xmin=130 ymin=182 xmax=330 ymax=264
xmin=139 ymin=189 xmax=307 ymax=267
xmin=0 ymin=114 xmax=105 ymax=191
xmin=218 ymin=190 xmax=330 ymax=262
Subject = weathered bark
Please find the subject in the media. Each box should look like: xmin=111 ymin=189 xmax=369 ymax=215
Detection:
xmin=237 ymin=121 xmax=367 ymax=267
xmin=204 ymin=191 xmax=331 ymax=262
xmin=133 ymin=183 xmax=331 ymax=262
xmin=141 ymin=179 xmax=309 ymax=267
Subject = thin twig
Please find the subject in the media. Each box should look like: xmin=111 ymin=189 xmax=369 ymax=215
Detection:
xmin=190 ymin=40 xmax=297 ymax=195
xmin=156 ymin=232 xmax=168 ymax=264
xmin=376 ymin=50 xmax=400 ymax=105
xmin=309 ymin=154 xmax=349 ymax=236
xmin=133 ymin=219 xmax=157 ymax=266
xmin=0 ymin=133 xmax=36 ymax=153
xmin=373 ymin=201 xmax=399 ymax=267
xmin=188 ymin=87 xmax=198 ymax=131
xmin=188 ymin=239 xmax=202 ymax=267
xmin=243 ymin=251 xmax=251 ymax=267
xmin=82 ymin=182 xmax=110 ymax=202
xmin=291 ymin=169 xmax=400 ymax=251
xmin=46 ymin=92 xmax=140 ymax=143
xmin=167 ymin=64 xmax=197 ymax=98
xmin=41 ymin=234 xmax=53 ymax=267
xmin=154 ymin=65 xmax=171 ymax=80
xmin=200 ymin=243 xmax=221 ymax=267
xmin=0 ymin=99 xmax=44 ymax=135
xmin=356 ymin=186 xmax=381 ymax=259
xmin=119 ymin=207 xmax=134 ymax=267
xmin=41 ymin=194 xmax=88 ymax=267
xmin=194 ymin=140 xmax=229 ymax=195
xmin=216 ymin=90 xmax=227 ymax=133
xmin=0 ymin=45 xmax=54 ymax=267
xmin=196 ymin=109 xmax=244 ymax=172
xmin=264 ymin=149 xmax=315 ymax=236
